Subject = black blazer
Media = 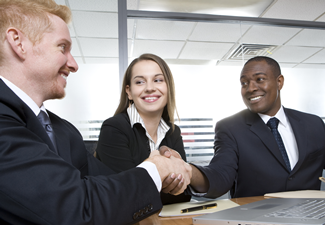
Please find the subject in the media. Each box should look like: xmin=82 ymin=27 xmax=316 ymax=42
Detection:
xmin=196 ymin=108 xmax=325 ymax=198
xmin=0 ymin=80 xmax=162 ymax=225
xmin=96 ymin=112 xmax=191 ymax=204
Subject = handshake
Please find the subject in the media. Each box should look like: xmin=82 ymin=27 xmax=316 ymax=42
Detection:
xmin=145 ymin=146 xmax=193 ymax=195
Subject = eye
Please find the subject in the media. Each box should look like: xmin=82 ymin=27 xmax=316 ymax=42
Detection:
xmin=135 ymin=80 xmax=145 ymax=85
xmin=241 ymin=81 xmax=248 ymax=87
xmin=155 ymin=78 xmax=164 ymax=83
xmin=60 ymin=44 xmax=66 ymax=52
xmin=257 ymin=77 xmax=265 ymax=82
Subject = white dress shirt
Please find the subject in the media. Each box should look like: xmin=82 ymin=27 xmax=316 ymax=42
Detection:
xmin=258 ymin=106 xmax=299 ymax=170
xmin=127 ymin=103 xmax=170 ymax=151
xmin=0 ymin=76 xmax=162 ymax=191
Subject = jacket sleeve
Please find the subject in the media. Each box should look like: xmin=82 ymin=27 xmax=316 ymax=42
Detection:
xmin=0 ymin=110 xmax=162 ymax=225
xmin=96 ymin=116 xmax=139 ymax=173
xmin=195 ymin=119 xmax=239 ymax=198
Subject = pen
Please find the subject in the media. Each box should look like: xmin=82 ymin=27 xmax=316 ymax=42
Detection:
xmin=319 ymin=177 xmax=325 ymax=183
xmin=180 ymin=203 xmax=217 ymax=213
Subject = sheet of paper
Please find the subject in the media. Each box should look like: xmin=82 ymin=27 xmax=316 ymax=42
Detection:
xmin=159 ymin=199 xmax=239 ymax=217
xmin=265 ymin=190 xmax=325 ymax=198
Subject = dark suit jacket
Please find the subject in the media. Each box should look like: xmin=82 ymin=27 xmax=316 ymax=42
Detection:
xmin=96 ymin=112 xmax=191 ymax=205
xmin=196 ymin=108 xmax=325 ymax=198
xmin=0 ymin=80 xmax=162 ymax=225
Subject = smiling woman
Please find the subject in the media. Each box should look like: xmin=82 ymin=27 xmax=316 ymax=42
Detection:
xmin=95 ymin=53 xmax=191 ymax=205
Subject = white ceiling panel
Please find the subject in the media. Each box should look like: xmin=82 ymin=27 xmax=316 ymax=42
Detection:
xmin=71 ymin=38 xmax=82 ymax=56
xmin=79 ymin=38 xmax=118 ymax=57
xmin=217 ymin=60 xmax=245 ymax=67
xmin=135 ymin=20 xmax=195 ymax=41
xmin=295 ymin=63 xmax=325 ymax=68
xmin=179 ymin=42 xmax=234 ymax=60
xmin=304 ymin=49 xmax=325 ymax=63
xmin=132 ymin=40 xmax=185 ymax=58
xmin=270 ymin=46 xmax=322 ymax=63
xmin=73 ymin=57 xmax=84 ymax=65
xmin=68 ymin=24 xmax=76 ymax=37
xmin=68 ymin=0 xmax=118 ymax=12
xmin=241 ymin=25 xmax=301 ymax=45
xmin=55 ymin=0 xmax=66 ymax=5
xmin=189 ymin=23 xmax=250 ymax=42
xmin=261 ymin=0 xmax=325 ymax=21
xmin=138 ymin=0 xmax=274 ymax=17
xmin=317 ymin=14 xmax=325 ymax=22
xmin=85 ymin=58 xmax=119 ymax=64
xmin=286 ymin=29 xmax=325 ymax=47
xmin=72 ymin=11 xmax=118 ymax=38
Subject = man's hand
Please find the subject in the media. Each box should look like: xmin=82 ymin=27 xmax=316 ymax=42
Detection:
xmin=161 ymin=173 xmax=184 ymax=195
xmin=159 ymin=145 xmax=209 ymax=194
xmin=159 ymin=145 xmax=181 ymax=159
xmin=158 ymin=146 xmax=190 ymax=195
xmin=146 ymin=150 xmax=191 ymax=195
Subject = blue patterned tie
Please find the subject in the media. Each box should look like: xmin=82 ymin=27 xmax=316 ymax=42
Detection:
xmin=37 ymin=110 xmax=58 ymax=154
xmin=267 ymin=117 xmax=291 ymax=171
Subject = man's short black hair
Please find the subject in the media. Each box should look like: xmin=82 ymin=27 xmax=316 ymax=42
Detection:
xmin=245 ymin=56 xmax=281 ymax=77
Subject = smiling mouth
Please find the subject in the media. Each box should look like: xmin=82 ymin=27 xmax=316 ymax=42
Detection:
xmin=60 ymin=74 xmax=67 ymax=80
xmin=142 ymin=96 xmax=160 ymax=102
xmin=249 ymin=96 xmax=262 ymax=102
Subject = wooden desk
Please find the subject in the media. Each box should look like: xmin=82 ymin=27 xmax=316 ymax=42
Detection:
xmin=138 ymin=196 xmax=270 ymax=225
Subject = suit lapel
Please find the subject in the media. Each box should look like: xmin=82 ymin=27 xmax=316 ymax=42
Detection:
xmin=245 ymin=110 xmax=290 ymax=171
xmin=284 ymin=108 xmax=307 ymax=173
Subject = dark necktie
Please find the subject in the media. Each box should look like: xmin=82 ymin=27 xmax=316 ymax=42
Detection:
xmin=267 ymin=117 xmax=291 ymax=171
xmin=37 ymin=110 xmax=58 ymax=154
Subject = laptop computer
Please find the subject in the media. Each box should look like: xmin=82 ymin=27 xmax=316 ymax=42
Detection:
xmin=193 ymin=198 xmax=325 ymax=225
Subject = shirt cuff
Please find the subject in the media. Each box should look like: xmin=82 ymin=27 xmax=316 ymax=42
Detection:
xmin=188 ymin=185 xmax=207 ymax=196
xmin=137 ymin=161 xmax=162 ymax=192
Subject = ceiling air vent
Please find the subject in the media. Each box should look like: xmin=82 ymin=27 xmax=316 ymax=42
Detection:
xmin=227 ymin=44 xmax=278 ymax=60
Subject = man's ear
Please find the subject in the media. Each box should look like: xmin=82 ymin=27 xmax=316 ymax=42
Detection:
xmin=6 ymin=28 xmax=28 ymax=60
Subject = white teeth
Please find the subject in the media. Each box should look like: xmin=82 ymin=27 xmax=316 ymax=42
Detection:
xmin=145 ymin=97 xmax=157 ymax=100
xmin=250 ymin=96 xmax=261 ymax=101
xmin=61 ymin=74 xmax=67 ymax=80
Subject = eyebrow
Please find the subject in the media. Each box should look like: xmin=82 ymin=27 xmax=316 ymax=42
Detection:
xmin=240 ymin=72 xmax=266 ymax=79
xmin=133 ymin=73 xmax=164 ymax=79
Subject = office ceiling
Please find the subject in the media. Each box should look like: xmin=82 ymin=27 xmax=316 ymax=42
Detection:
xmin=56 ymin=0 xmax=325 ymax=68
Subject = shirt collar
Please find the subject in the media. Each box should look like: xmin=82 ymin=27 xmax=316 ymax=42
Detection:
xmin=258 ymin=106 xmax=288 ymax=127
xmin=0 ymin=76 xmax=45 ymax=116
xmin=127 ymin=103 xmax=170 ymax=134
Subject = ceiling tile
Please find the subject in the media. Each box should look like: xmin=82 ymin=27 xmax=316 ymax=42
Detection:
xmin=317 ymin=14 xmax=325 ymax=22
xmin=85 ymin=58 xmax=119 ymax=64
xmin=189 ymin=23 xmax=250 ymax=42
xmin=286 ymin=29 xmax=325 ymax=47
xmin=55 ymin=0 xmax=66 ymax=5
xmin=217 ymin=60 xmax=245 ymax=67
xmin=270 ymin=46 xmax=322 ymax=63
xmin=68 ymin=24 xmax=76 ymax=37
xmin=135 ymin=20 xmax=195 ymax=40
xmin=241 ymin=25 xmax=301 ymax=45
xmin=262 ymin=0 xmax=325 ymax=21
xmin=138 ymin=0 xmax=274 ymax=17
xmin=72 ymin=11 xmax=118 ymax=38
xmin=304 ymin=49 xmax=325 ymax=63
xmin=73 ymin=57 xmax=84 ymax=65
xmin=68 ymin=0 xmax=118 ymax=12
xmin=179 ymin=42 xmax=235 ymax=60
xmin=295 ymin=63 xmax=325 ymax=68
xmin=71 ymin=38 xmax=82 ymax=56
xmin=78 ymin=38 xmax=119 ymax=57
xmin=132 ymin=40 xmax=185 ymax=58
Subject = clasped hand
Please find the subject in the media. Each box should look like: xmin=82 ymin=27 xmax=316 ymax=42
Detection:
xmin=159 ymin=146 xmax=192 ymax=195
